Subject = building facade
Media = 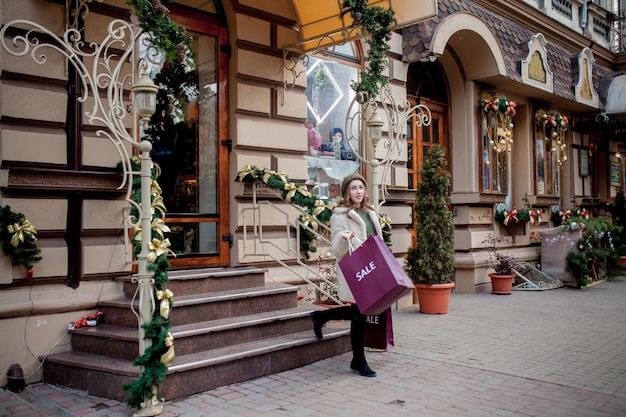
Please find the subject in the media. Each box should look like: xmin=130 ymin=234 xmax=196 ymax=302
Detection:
xmin=1 ymin=0 xmax=624 ymax=387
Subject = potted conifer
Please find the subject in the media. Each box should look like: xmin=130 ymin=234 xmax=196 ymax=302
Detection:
xmin=404 ymin=145 xmax=455 ymax=314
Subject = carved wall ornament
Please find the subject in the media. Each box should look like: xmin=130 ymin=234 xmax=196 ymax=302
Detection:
xmin=574 ymin=47 xmax=599 ymax=107
xmin=521 ymin=33 xmax=554 ymax=93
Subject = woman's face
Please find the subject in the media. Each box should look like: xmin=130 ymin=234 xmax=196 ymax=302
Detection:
xmin=347 ymin=180 xmax=365 ymax=204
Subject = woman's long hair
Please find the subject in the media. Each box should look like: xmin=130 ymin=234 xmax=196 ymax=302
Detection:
xmin=340 ymin=179 xmax=375 ymax=211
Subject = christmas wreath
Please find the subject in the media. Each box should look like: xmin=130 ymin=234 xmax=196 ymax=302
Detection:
xmin=0 ymin=205 xmax=41 ymax=273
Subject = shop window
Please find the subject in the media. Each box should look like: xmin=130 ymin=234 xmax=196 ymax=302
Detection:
xmin=479 ymin=93 xmax=517 ymax=196
xmin=305 ymin=48 xmax=360 ymax=200
xmin=534 ymin=109 xmax=568 ymax=196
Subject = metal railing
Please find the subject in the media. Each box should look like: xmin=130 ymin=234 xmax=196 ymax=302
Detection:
xmin=241 ymin=183 xmax=344 ymax=305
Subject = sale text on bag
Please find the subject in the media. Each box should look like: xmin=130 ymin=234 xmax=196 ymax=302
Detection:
xmin=356 ymin=261 xmax=377 ymax=281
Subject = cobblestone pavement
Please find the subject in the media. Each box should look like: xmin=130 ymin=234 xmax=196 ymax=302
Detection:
xmin=2 ymin=278 xmax=626 ymax=417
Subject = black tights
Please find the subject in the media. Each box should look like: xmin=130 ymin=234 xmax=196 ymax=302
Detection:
xmin=312 ymin=304 xmax=366 ymax=360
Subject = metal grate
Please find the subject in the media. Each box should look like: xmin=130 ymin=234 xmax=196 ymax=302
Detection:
xmin=513 ymin=262 xmax=564 ymax=291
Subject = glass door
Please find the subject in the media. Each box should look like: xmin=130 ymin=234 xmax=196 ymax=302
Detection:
xmin=149 ymin=12 xmax=229 ymax=269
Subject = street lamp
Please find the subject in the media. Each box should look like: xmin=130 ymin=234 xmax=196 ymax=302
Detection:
xmin=366 ymin=110 xmax=384 ymax=211
xmin=131 ymin=70 xmax=161 ymax=417
xmin=133 ymin=71 xmax=159 ymax=122
xmin=366 ymin=110 xmax=384 ymax=149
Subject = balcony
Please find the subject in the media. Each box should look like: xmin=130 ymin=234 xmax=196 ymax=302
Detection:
xmin=520 ymin=0 xmax=616 ymax=51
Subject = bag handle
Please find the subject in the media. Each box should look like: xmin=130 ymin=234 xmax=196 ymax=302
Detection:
xmin=347 ymin=235 xmax=364 ymax=255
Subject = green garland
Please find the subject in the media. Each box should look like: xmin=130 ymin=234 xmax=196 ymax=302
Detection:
xmin=341 ymin=0 xmax=396 ymax=103
xmin=120 ymin=0 xmax=192 ymax=408
xmin=236 ymin=166 xmax=392 ymax=257
xmin=0 ymin=206 xmax=41 ymax=271
xmin=118 ymin=157 xmax=175 ymax=409
xmin=127 ymin=0 xmax=194 ymax=65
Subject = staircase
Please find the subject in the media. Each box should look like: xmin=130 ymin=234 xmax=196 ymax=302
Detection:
xmin=42 ymin=267 xmax=351 ymax=402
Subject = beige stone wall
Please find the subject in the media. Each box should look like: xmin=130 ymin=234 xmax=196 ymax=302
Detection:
xmin=228 ymin=0 xmax=310 ymax=269
xmin=0 ymin=281 xmax=125 ymax=386
xmin=0 ymin=0 xmax=134 ymax=377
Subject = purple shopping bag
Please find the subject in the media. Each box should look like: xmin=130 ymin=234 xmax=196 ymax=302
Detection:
xmin=364 ymin=307 xmax=394 ymax=350
xmin=338 ymin=235 xmax=414 ymax=315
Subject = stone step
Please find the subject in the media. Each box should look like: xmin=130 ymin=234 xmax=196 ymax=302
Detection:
xmin=98 ymin=283 xmax=300 ymax=327
xmin=43 ymin=325 xmax=351 ymax=402
xmin=118 ymin=267 xmax=266 ymax=298
xmin=70 ymin=306 xmax=321 ymax=360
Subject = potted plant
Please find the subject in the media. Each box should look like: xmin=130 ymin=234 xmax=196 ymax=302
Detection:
xmin=404 ymin=145 xmax=455 ymax=314
xmin=483 ymin=233 xmax=520 ymax=295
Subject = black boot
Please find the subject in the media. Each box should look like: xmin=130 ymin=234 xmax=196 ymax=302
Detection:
xmin=310 ymin=311 xmax=326 ymax=339
xmin=350 ymin=357 xmax=376 ymax=377
xmin=310 ymin=304 xmax=360 ymax=339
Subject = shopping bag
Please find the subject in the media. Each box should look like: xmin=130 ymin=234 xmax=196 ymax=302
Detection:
xmin=338 ymin=235 xmax=414 ymax=315
xmin=364 ymin=307 xmax=394 ymax=350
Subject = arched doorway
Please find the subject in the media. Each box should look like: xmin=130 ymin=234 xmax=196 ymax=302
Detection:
xmin=406 ymin=61 xmax=450 ymax=187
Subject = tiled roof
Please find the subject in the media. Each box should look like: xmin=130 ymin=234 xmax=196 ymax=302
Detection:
xmin=402 ymin=0 xmax=617 ymax=107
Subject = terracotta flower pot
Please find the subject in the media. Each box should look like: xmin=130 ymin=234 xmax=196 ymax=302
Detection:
xmin=415 ymin=282 xmax=455 ymax=314
xmin=489 ymin=273 xmax=514 ymax=295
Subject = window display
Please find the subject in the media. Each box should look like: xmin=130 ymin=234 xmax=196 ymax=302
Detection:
xmin=305 ymin=52 xmax=360 ymax=199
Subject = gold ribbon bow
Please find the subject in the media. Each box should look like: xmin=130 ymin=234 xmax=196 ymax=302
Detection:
xmin=312 ymin=200 xmax=328 ymax=217
xmin=379 ymin=213 xmax=392 ymax=229
xmin=300 ymin=215 xmax=318 ymax=232
xmin=157 ymin=289 xmax=174 ymax=319
xmin=151 ymin=217 xmax=171 ymax=238
xmin=132 ymin=224 xmax=143 ymax=242
xmin=160 ymin=332 xmax=175 ymax=366
xmin=284 ymin=183 xmax=297 ymax=202
xmin=148 ymin=238 xmax=176 ymax=263
xmin=262 ymin=170 xmax=276 ymax=184
xmin=237 ymin=165 xmax=256 ymax=182
xmin=8 ymin=220 xmax=37 ymax=247
xmin=274 ymin=170 xmax=288 ymax=183
xmin=151 ymin=195 xmax=166 ymax=217
xmin=151 ymin=179 xmax=162 ymax=196
xmin=134 ymin=218 xmax=171 ymax=243
xmin=296 ymin=185 xmax=311 ymax=198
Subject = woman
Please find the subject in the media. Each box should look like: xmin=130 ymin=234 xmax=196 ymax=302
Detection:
xmin=310 ymin=173 xmax=382 ymax=377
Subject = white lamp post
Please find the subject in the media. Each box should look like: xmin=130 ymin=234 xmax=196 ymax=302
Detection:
xmin=131 ymin=71 xmax=161 ymax=417
xmin=366 ymin=110 xmax=384 ymax=211
xmin=0 ymin=18 xmax=165 ymax=415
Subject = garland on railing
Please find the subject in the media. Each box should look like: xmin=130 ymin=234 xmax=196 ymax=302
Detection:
xmin=236 ymin=166 xmax=392 ymax=256
xmin=119 ymin=157 xmax=175 ymax=409
xmin=340 ymin=0 xmax=396 ymax=103
xmin=0 ymin=206 xmax=41 ymax=275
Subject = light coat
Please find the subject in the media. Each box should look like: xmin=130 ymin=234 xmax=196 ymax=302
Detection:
xmin=331 ymin=206 xmax=383 ymax=302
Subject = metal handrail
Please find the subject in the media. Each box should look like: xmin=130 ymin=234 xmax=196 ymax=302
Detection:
xmin=241 ymin=184 xmax=343 ymax=305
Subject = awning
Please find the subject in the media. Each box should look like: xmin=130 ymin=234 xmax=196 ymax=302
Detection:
xmin=605 ymin=74 xmax=626 ymax=115
xmin=288 ymin=0 xmax=438 ymax=52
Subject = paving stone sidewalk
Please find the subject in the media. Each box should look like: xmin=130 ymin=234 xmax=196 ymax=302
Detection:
xmin=3 ymin=278 xmax=626 ymax=417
